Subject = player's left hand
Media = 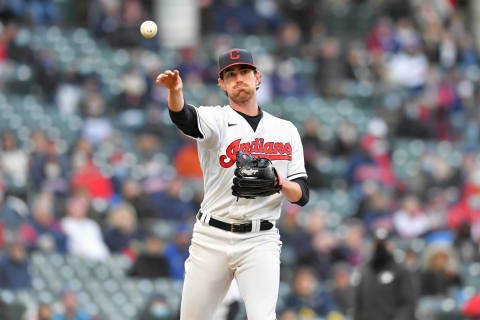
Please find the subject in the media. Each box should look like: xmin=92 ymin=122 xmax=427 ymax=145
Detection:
xmin=232 ymin=151 xmax=282 ymax=199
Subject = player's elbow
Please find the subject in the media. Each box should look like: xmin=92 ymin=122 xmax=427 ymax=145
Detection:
xmin=293 ymin=187 xmax=309 ymax=206
xmin=290 ymin=177 xmax=309 ymax=207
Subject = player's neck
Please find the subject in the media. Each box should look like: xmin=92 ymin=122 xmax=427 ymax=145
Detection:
xmin=229 ymin=99 xmax=259 ymax=116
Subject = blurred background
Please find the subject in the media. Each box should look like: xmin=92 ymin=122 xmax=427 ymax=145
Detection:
xmin=0 ymin=0 xmax=479 ymax=319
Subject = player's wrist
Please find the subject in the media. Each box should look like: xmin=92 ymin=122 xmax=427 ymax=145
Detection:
xmin=274 ymin=168 xmax=283 ymax=188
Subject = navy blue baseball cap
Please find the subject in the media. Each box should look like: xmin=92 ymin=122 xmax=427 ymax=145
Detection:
xmin=218 ymin=48 xmax=257 ymax=77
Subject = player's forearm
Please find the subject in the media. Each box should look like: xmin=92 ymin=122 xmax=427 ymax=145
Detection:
xmin=168 ymin=88 xmax=184 ymax=112
xmin=280 ymin=179 xmax=302 ymax=203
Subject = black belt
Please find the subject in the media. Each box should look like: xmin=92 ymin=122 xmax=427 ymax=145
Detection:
xmin=197 ymin=211 xmax=273 ymax=233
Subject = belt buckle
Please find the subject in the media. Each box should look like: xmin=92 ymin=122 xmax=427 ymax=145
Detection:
xmin=233 ymin=223 xmax=248 ymax=233
xmin=231 ymin=223 xmax=244 ymax=233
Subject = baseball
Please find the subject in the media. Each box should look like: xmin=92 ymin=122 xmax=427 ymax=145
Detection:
xmin=140 ymin=20 xmax=157 ymax=38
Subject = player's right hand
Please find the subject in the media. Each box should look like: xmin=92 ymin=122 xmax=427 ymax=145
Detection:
xmin=156 ymin=69 xmax=183 ymax=91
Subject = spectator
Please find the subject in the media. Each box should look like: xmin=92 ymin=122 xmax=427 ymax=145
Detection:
xmin=447 ymin=195 xmax=480 ymax=242
xmin=0 ymin=188 xmax=30 ymax=230
xmin=271 ymin=58 xmax=306 ymax=97
xmin=277 ymin=204 xmax=312 ymax=267
xmin=19 ymin=192 xmax=67 ymax=253
xmin=462 ymin=293 xmax=480 ymax=320
xmin=393 ymin=195 xmax=430 ymax=238
xmin=53 ymin=291 xmax=90 ymax=320
xmin=29 ymin=130 xmax=49 ymax=191
xmin=176 ymin=47 xmax=203 ymax=81
xmin=117 ymin=68 xmax=148 ymax=111
xmin=0 ymin=131 xmax=28 ymax=190
xmin=138 ymin=294 xmax=175 ymax=320
xmin=164 ymin=224 xmax=191 ymax=280
xmin=128 ymin=234 xmax=170 ymax=279
xmin=103 ymin=202 xmax=143 ymax=254
xmin=69 ymin=138 xmax=113 ymax=200
xmin=283 ymin=267 xmax=339 ymax=318
xmin=332 ymin=121 xmax=359 ymax=158
xmin=386 ymin=37 xmax=428 ymax=92
xmin=38 ymin=140 xmax=69 ymax=198
xmin=61 ymin=194 xmax=109 ymax=260
xmin=358 ymin=190 xmax=394 ymax=233
xmin=14 ymin=0 xmax=59 ymax=24
xmin=425 ymin=189 xmax=449 ymax=232
xmin=420 ymin=242 xmax=462 ymax=297
xmin=278 ymin=310 xmax=299 ymax=320
xmin=307 ymin=230 xmax=338 ymax=280
xmin=89 ymin=0 xmax=122 ymax=40
xmin=81 ymin=92 xmax=112 ymax=144
xmin=394 ymin=102 xmax=432 ymax=139
xmin=421 ymin=154 xmax=461 ymax=190
xmin=120 ymin=179 xmax=155 ymax=226
xmin=149 ymin=179 xmax=196 ymax=220
xmin=353 ymin=229 xmax=416 ymax=320
xmin=0 ymin=299 xmax=11 ymax=320
xmin=333 ymin=220 xmax=365 ymax=267
xmin=314 ymin=36 xmax=346 ymax=97
xmin=295 ymin=209 xmax=335 ymax=279
xmin=29 ymin=133 xmax=69 ymax=198
xmin=300 ymin=118 xmax=328 ymax=189
xmin=330 ymin=263 xmax=354 ymax=318
xmin=70 ymin=155 xmax=114 ymax=200
xmin=0 ymin=242 xmax=31 ymax=290
xmin=37 ymin=303 xmax=53 ymax=320
xmin=345 ymin=134 xmax=395 ymax=192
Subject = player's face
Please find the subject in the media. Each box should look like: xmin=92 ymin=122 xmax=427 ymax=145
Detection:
xmin=219 ymin=66 xmax=260 ymax=104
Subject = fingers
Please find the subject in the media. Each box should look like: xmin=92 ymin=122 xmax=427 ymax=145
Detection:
xmin=155 ymin=71 xmax=167 ymax=83
xmin=155 ymin=69 xmax=179 ymax=85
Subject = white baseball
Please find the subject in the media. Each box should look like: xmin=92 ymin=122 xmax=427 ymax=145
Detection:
xmin=140 ymin=20 xmax=157 ymax=38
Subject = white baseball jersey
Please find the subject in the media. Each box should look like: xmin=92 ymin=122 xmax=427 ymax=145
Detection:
xmin=186 ymin=104 xmax=307 ymax=222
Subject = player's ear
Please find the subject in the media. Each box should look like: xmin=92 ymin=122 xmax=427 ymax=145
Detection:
xmin=218 ymin=78 xmax=226 ymax=91
xmin=255 ymin=71 xmax=261 ymax=89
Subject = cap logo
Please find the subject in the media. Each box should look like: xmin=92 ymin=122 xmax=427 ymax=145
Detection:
xmin=229 ymin=49 xmax=240 ymax=60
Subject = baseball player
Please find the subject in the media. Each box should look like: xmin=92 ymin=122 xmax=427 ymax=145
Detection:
xmin=156 ymin=48 xmax=309 ymax=320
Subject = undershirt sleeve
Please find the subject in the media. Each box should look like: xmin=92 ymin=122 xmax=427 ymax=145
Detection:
xmin=290 ymin=176 xmax=309 ymax=207
xmin=169 ymin=103 xmax=203 ymax=139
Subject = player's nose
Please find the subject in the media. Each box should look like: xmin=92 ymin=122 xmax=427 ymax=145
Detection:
xmin=235 ymin=79 xmax=246 ymax=87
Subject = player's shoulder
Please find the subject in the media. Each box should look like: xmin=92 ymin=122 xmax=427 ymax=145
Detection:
xmin=196 ymin=104 xmax=228 ymax=112
xmin=195 ymin=105 xmax=229 ymax=120
xmin=263 ymin=111 xmax=297 ymax=130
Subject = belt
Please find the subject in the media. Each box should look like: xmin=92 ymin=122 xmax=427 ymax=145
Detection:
xmin=197 ymin=211 xmax=273 ymax=233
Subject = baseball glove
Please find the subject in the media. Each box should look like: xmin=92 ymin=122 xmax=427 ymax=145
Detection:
xmin=232 ymin=151 xmax=282 ymax=199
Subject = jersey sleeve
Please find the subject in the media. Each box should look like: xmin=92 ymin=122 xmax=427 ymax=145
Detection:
xmin=287 ymin=125 xmax=308 ymax=180
xmin=169 ymin=104 xmax=222 ymax=148
xmin=193 ymin=105 xmax=223 ymax=148
xmin=169 ymin=103 xmax=202 ymax=138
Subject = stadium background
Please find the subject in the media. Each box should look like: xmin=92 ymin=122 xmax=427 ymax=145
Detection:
xmin=0 ymin=0 xmax=479 ymax=319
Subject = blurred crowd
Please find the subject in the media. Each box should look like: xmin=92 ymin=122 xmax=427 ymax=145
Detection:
xmin=0 ymin=0 xmax=479 ymax=319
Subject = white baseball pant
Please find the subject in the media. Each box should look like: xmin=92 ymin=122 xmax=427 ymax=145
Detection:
xmin=180 ymin=219 xmax=281 ymax=320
